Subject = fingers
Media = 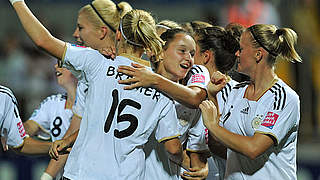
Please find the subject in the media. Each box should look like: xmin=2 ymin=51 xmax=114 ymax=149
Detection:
xmin=180 ymin=172 xmax=202 ymax=180
xmin=117 ymin=68 xmax=135 ymax=76
xmin=118 ymin=78 xmax=138 ymax=85
xmin=49 ymin=142 xmax=59 ymax=160
xmin=131 ymin=63 xmax=144 ymax=68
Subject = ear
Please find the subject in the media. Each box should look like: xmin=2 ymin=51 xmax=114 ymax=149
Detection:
xmin=203 ymin=50 xmax=213 ymax=65
xmin=99 ymin=27 xmax=108 ymax=40
xmin=255 ymin=49 xmax=263 ymax=63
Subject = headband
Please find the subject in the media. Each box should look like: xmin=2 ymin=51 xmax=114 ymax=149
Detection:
xmin=249 ymin=27 xmax=277 ymax=57
xmin=119 ymin=18 xmax=143 ymax=47
xmin=90 ymin=3 xmax=116 ymax=33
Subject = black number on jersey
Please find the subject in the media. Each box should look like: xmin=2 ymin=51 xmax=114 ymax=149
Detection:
xmin=51 ymin=117 xmax=62 ymax=137
xmin=104 ymin=89 xmax=141 ymax=138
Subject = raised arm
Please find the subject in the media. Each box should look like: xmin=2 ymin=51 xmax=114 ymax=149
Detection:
xmin=10 ymin=0 xmax=65 ymax=59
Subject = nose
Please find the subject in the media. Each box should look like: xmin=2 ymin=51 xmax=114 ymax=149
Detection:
xmin=73 ymin=27 xmax=79 ymax=39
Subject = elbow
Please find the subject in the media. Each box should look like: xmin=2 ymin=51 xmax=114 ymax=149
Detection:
xmin=246 ymin=147 xmax=262 ymax=160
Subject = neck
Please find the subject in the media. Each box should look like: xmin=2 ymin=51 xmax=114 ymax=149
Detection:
xmin=64 ymin=85 xmax=77 ymax=109
xmin=246 ymin=67 xmax=277 ymax=101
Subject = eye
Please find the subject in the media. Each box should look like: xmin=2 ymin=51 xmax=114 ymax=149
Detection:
xmin=190 ymin=51 xmax=195 ymax=57
xmin=179 ymin=49 xmax=186 ymax=53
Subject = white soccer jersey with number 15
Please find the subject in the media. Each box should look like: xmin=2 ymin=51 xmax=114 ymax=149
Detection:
xmin=0 ymin=85 xmax=26 ymax=150
xmin=28 ymin=94 xmax=73 ymax=142
xmin=62 ymin=44 xmax=178 ymax=180
xmin=221 ymin=79 xmax=300 ymax=180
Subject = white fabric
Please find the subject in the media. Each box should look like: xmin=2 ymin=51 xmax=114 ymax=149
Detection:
xmin=0 ymin=85 xmax=26 ymax=149
xmin=9 ymin=0 xmax=23 ymax=5
xmin=29 ymin=94 xmax=73 ymax=142
xmin=72 ymin=82 xmax=88 ymax=118
xmin=62 ymin=43 xmax=177 ymax=180
xmin=221 ymin=79 xmax=300 ymax=180
xmin=40 ymin=172 xmax=53 ymax=180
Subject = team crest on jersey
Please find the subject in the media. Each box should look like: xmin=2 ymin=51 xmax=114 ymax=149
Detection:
xmin=191 ymin=74 xmax=205 ymax=84
xmin=261 ymin=112 xmax=279 ymax=129
xmin=251 ymin=115 xmax=263 ymax=130
xmin=179 ymin=119 xmax=189 ymax=127
xmin=71 ymin=44 xmax=87 ymax=48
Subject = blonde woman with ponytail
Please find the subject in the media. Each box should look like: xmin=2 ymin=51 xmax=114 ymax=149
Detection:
xmin=200 ymin=24 xmax=302 ymax=179
xmin=8 ymin=0 xmax=184 ymax=178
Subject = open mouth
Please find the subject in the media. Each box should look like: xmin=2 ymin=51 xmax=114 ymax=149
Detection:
xmin=180 ymin=63 xmax=190 ymax=70
xmin=55 ymin=71 xmax=62 ymax=77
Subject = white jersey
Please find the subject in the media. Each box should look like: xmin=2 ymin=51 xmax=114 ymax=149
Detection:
xmin=72 ymin=81 xmax=88 ymax=118
xmin=0 ymin=85 xmax=26 ymax=150
xmin=187 ymin=79 xmax=238 ymax=180
xmin=221 ymin=79 xmax=300 ymax=180
xmin=144 ymin=65 xmax=210 ymax=180
xmin=62 ymin=44 xmax=178 ymax=180
xmin=28 ymin=94 xmax=73 ymax=142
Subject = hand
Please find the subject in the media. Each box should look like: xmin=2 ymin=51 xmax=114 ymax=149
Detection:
xmin=207 ymin=71 xmax=227 ymax=97
xmin=181 ymin=162 xmax=209 ymax=180
xmin=199 ymin=100 xmax=218 ymax=130
xmin=9 ymin=0 xmax=24 ymax=5
xmin=99 ymin=47 xmax=116 ymax=60
xmin=49 ymin=139 xmax=72 ymax=160
xmin=117 ymin=63 xmax=157 ymax=90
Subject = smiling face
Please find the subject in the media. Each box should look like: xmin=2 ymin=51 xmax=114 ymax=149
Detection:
xmin=161 ymin=33 xmax=196 ymax=82
xmin=54 ymin=64 xmax=77 ymax=88
xmin=236 ymin=31 xmax=257 ymax=76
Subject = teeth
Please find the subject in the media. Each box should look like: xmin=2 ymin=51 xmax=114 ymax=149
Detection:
xmin=56 ymin=71 xmax=62 ymax=76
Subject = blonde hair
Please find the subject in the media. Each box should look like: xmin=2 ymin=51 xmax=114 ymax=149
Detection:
xmin=156 ymin=20 xmax=181 ymax=30
xmin=248 ymin=24 xmax=302 ymax=65
xmin=79 ymin=0 xmax=132 ymax=38
xmin=120 ymin=9 xmax=163 ymax=58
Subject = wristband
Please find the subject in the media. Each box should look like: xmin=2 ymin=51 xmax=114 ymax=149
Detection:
xmin=40 ymin=172 xmax=53 ymax=180
xmin=10 ymin=0 xmax=24 ymax=5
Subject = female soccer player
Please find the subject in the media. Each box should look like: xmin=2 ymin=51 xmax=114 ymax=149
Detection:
xmin=200 ymin=24 xmax=301 ymax=179
xmin=23 ymin=64 xmax=77 ymax=180
xmin=8 ymin=0 xmax=185 ymax=179
xmin=0 ymin=85 xmax=51 ymax=154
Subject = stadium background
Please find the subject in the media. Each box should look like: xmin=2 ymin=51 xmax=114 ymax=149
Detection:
xmin=0 ymin=0 xmax=319 ymax=179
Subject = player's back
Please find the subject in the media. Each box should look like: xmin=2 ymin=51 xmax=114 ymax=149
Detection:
xmin=62 ymin=46 xmax=177 ymax=180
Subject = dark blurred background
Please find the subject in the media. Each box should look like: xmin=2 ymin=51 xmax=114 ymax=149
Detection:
xmin=0 ymin=0 xmax=320 ymax=179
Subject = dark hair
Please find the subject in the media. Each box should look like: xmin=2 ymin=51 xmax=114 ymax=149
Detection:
xmin=196 ymin=26 xmax=239 ymax=74
xmin=160 ymin=28 xmax=190 ymax=50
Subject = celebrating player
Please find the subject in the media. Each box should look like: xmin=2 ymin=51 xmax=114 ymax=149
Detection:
xmin=0 ymin=85 xmax=51 ymax=155
xmin=8 ymin=0 xmax=186 ymax=178
xmin=200 ymin=24 xmax=301 ymax=179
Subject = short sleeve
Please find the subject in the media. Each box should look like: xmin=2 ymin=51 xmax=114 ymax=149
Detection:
xmin=186 ymin=65 xmax=210 ymax=89
xmin=155 ymin=100 xmax=180 ymax=143
xmin=72 ymin=82 xmax=88 ymax=118
xmin=187 ymin=116 xmax=209 ymax=152
xmin=256 ymin=96 xmax=300 ymax=145
xmin=28 ymin=98 xmax=51 ymax=132
xmin=63 ymin=43 xmax=105 ymax=82
xmin=0 ymin=91 xmax=26 ymax=148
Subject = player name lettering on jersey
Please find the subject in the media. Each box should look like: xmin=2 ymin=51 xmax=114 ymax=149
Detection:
xmin=261 ymin=112 xmax=279 ymax=129
xmin=106 ymin=65 xmax=161 ymax=102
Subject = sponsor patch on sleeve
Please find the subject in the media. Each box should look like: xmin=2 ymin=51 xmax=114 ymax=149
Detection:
xmin=17 ymin=122 xmax=26 ymax=138
xmin=191 ymin=74 xmax=205 ymax=84
xmin=261 ymin=112 xmax=279 ymax=129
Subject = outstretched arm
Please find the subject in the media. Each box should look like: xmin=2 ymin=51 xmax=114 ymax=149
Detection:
xmin=10 ymin=0 xmax=65 ymax=59
xmin=118 ymin=63 xmax=207 ymax=108
xmin=13 ymin=137 xmax=51 ymax=155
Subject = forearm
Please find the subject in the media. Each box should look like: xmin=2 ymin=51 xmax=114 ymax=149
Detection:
xmin=208 ymin=124 xmax=264 ymax=159
xmin=190 ymin=152 xmax=207 ymax=169
xmin=63 ymin=115 xmax=81 ymax=139
xmin=64 ymin=130 xmax=79 ymax=147
xmin=154 ymin=75 xmax=206 ymax=108
xmin=17 ymin=137 xmax=50 ymax=155
xmin=45 ymin=155 xmax=68 ymax=177
xmin=12 ymin=2 xmax=65 ymax=59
